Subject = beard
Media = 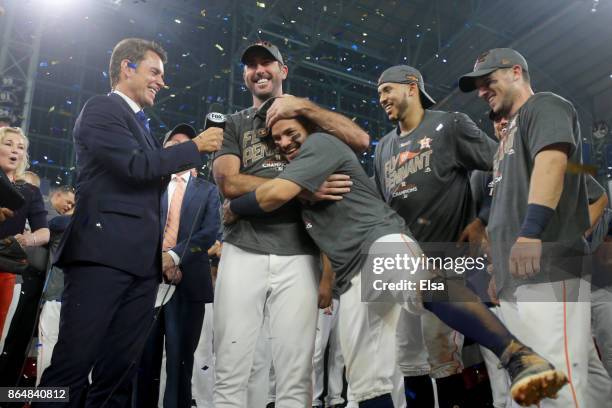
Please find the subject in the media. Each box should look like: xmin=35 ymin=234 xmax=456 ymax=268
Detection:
xmin=495 ymin=94 xmax=514 ymax=118
xmin=392 ymin=97 xmax=412 ymax=122
xmin=246 ymin=73 xmax=281 ymax=103
xmin=253 ymin=88 xmax=276 ymax=102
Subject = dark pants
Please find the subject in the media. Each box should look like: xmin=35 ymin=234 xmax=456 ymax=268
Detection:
xmin=133 ymin=290 xmax=206 ymax=408
xmin=0 ymin=271 xmax=45 ymax=387
xmin=33 ymin=263 xmax=157 ymax=408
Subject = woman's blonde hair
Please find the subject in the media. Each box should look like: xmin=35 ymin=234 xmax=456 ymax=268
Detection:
xmin=0 ymin=126 xmax=30 ymax=179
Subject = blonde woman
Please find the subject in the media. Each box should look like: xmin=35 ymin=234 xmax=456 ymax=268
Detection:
xmin=0 ymin=126 xmax=49 ymax=386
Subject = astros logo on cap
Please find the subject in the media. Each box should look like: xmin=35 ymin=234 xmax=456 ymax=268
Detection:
xmin=474 ymin=51 xmax=489 ymax=69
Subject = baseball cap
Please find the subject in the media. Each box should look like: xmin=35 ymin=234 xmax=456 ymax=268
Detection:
xmin=241 ymin=41 xmax=284 ymax=65
xmin=163 ymin=123 xmax=197 ymax=145
xmin=377 ymin=65 xmax=436 ymax=109
xmin=459 ymin=48 xmax=528 ymax=92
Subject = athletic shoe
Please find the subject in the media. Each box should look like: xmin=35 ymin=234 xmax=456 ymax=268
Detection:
xmin=500 ymin=340 xmax=568 ymax=406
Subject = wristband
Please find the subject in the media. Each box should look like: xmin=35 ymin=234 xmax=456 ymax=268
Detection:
xmin=229 ymin=191 xmax=267 ymax=216
xmin=519 ymin=203 xmax=555 ymax=239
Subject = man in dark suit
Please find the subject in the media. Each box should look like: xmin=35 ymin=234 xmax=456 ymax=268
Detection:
xmin=35 ymin=38 xmax=223 ymax=407
xmin=133 ymin=123 xmax=220 ymax=408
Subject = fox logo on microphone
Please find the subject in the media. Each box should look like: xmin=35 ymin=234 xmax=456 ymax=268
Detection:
xmin=206 ymin=112 xmax=226 ymax=128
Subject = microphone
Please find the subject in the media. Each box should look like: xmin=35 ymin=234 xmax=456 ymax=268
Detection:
xmin=204 ymin=103 xmax=226 ymax=130
xmin=202 ymin=103 xmax=226 ymax=180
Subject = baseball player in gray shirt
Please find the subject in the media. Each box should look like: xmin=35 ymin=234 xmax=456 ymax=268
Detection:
xmin=374 ymin=65 xmax=498 ymax=407
xmin=460 ymin=48 xmax=595 ymax=408
xmin=212 ymin=40 xmax=369 ymax=408
xmin=226 ymin=116 xmax=568 ymax=408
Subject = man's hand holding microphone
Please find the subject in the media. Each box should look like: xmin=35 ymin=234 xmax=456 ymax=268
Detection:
xmin=193 ymin=110 xmax=226 ymax=153
xmin=193 ymin=127 xmax=224 ymax=152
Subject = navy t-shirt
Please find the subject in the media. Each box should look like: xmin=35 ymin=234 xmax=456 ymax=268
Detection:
xmin=0 ymin=181 xmax=48 ymax=239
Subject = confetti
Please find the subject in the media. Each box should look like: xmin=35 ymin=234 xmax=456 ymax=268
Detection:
xmin=417 ymin=218 xmax=431 ymax=226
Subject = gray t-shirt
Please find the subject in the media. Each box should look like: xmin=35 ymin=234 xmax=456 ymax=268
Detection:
xmin=591 ymin=209 xmax=612 ymax=289
xmin=586 ymin=175 xmax=605 ymax=204
xmin=470 ymin=170 xmax=493 ymax=224
xmin=279 ymin=133 xmax=408 ymax=294
xmin=487 ymin=92 xmax=590 ymax=293
xmin=214 ymin=107 xmax=317 ymax=255
xmin=373 ymin=110 xmax=497 ymax=244
xmin=585 ymin=176 xmax=611 ymax=288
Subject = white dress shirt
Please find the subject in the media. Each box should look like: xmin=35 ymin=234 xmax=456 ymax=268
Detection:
xmin=112 ymin=90 xmax=141 ymax=113
xmin=156 ymin=172 xmax=191 ymax=307
xmin=165 ymin=171 xmax=191 ymax=266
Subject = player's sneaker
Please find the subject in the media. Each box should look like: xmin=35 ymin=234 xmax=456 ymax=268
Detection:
xmin=500 ymin=340 xmax=568 ymax=406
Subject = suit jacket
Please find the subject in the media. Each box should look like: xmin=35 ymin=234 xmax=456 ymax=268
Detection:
xmin=55 ymin=93 xmax=202 ymax=276
xmin=42 ymin=215 xmax=71 ymax=301
xmin=161 ymin=176 xmax=220 ymax=302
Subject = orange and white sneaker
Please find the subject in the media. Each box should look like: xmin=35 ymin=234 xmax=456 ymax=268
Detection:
xmin=500 ymin=340 xmax=568 ymax=407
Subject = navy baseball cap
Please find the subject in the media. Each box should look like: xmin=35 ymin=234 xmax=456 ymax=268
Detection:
xmin=163 ymin=123 xmax=197 ymax=145
xmin=378 ymin=65 xmax=436 ymax=109
xmin=459 ymin=48 xmax=528 ymax=92
xmin=241 ymin=41 xmax=284 ymax=65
